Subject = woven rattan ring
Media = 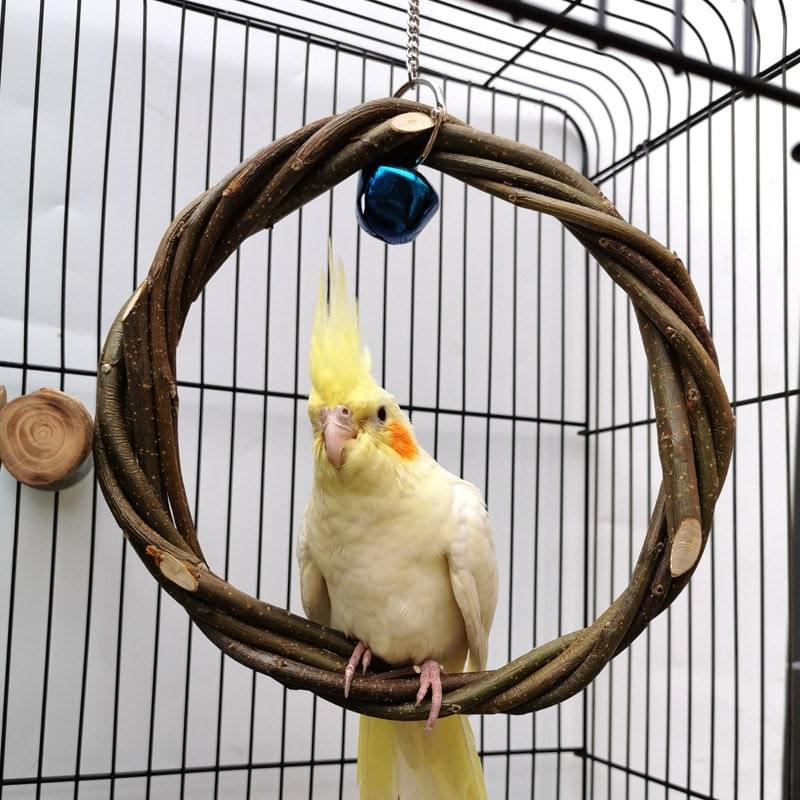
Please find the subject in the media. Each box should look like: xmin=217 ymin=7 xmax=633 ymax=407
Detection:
xmin=94 ymin=97 xmax=734 ymax=720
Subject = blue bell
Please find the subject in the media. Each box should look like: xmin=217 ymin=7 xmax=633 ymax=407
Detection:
xmin=356 ymin=163 xmax=439 ymax=245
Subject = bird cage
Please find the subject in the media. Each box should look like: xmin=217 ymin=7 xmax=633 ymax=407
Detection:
xmin=0 ymin=1 xmax=797 ymax=798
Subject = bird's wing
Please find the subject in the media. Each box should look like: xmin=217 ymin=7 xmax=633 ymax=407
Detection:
xmin=446 ymin=480 xmax=498 ymax=672
xmin=297 ymin=520 xmax=331 ymax=626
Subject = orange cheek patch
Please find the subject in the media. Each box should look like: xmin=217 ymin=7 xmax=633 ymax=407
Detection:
xmin=388 ymin=421 xmax=418 ymax=460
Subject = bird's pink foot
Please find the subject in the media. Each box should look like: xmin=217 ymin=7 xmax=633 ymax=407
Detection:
xmin=414 ymin=660 xmax=443 ymax=731
xmin=344 ymin=640 xmax=372 ymax=698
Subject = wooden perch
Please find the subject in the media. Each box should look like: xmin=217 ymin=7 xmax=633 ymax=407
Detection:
xmin=0 ymin=388 xmax=93 ymax=490
xmin=92 ymin=97 xmax=734 ymax=719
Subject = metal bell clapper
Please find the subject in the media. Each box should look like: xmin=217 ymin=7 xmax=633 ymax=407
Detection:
xmin=356 ymin=77 xmax=445 ymax=245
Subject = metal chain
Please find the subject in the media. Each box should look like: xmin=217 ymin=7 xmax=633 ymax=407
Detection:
xmin=394 ymin=0 xmax=445 ymax=165
xmin=406 ymin=0 xmax=420 ymax=83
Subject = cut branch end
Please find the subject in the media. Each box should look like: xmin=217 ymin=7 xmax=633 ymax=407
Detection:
xmin=0 ymin=388 xmax=93 ymax=490
xmin=670 ymin=518 xmax=703 ymax=577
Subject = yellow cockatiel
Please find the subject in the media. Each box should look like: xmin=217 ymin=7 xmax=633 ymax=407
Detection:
xmin=298 ymin=249 xmax=498 ymax=800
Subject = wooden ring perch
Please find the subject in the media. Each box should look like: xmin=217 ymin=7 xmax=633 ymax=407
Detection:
xmin=94 ymin=98 xmax=734 ymax=720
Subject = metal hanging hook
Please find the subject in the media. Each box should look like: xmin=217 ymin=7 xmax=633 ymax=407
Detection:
xmin=393 ymin=77 xmax=445 ymax=165
xmin=393 ymin=0 xmax=446 ymax=165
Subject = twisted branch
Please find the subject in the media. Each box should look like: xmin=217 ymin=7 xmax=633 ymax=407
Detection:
xmin=94 ymin=98 xmax=734 ymax=720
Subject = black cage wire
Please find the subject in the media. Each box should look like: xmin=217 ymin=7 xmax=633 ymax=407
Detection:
xmin=0 ymin=0 xmax=798 ymax=798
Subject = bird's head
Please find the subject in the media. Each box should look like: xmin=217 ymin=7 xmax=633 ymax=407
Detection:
xmin=308 ymin=248 xmax=418 ymax=483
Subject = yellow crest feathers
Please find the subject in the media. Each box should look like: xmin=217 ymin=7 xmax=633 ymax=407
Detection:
xmin=309 ymin=244 xmax=377 ymax=407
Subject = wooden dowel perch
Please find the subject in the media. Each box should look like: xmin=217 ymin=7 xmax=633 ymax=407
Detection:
xmin=0 ymin=388 xmax=93 ymax=490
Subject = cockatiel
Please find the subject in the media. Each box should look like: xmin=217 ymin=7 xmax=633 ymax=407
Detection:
xmin=297 ymin=249 xmax=498 ymax=800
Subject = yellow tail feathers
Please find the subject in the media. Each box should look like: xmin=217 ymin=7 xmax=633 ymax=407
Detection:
xmin=357 ymin=715 xmax=488 ymax=800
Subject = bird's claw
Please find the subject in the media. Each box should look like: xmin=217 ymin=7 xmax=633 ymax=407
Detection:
xmin=414 ymin=660 xmax=443 ymax=732
xmin=344 ymin=640 xmax=372 ymax=698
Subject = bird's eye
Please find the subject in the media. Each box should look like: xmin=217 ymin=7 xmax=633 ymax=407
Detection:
xmin=376 ymin=406 xmax=387 ymax=423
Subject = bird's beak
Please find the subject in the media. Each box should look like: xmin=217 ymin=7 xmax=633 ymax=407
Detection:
xmin=320 ymin=406 xmax=358 ymax=469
